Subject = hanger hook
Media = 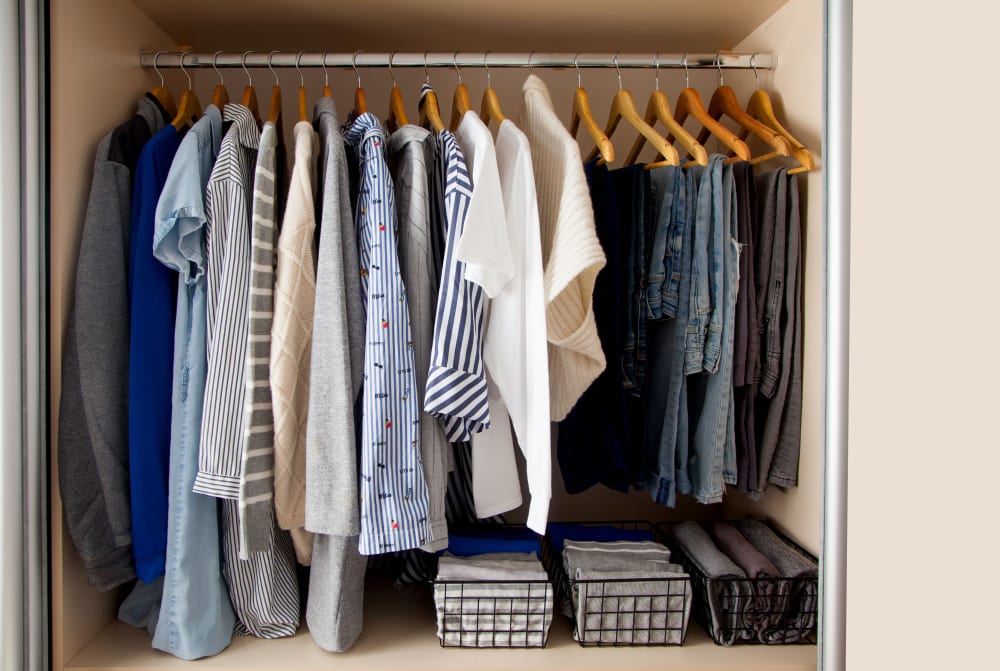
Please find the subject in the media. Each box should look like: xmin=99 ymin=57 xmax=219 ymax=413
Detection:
xmin=388 ymin=51 xmax=398 ymax=87
xmin=423 ymin=51 xmax=431 ymax=84
xmin=321 ymin=51 xmax=329 ymax=87
xmin=152 ymin=50 xmax=167 ymax=88
xmin=574 ymin=52 xmax=582 ymax=88
xmin=613 ymin=51 xmax=622 ymax=90
xmin=268 ymin=51 xmax=280 ymax=86
xmin=452 ymin=51 xmax=462 ymax=84
xmin=242 ymin=50 xmax=253 ymax=88
xmin=295 ymin=52 xmax=304 ymax=88
xmin=750 ymin=53 xmax=760 ymax=90
xmin=653 ymin=53 xmax=660 ymax=92
xmin=352 ymin=50 xmax=363 ymax=88
xmin=716 ymin=51 xmax=724 ymax=87
xmin=483 ymin=51 xmax=492 ymax=88
xmin=212 ymin=50 xmax=225 ymax=86
xmin=682 ymin=53 xmax=689 ymax=88
xmin=528 ymin=51 xmax=536 ymax=75
xmin=179 ymin=49 xmax=193 ymax=90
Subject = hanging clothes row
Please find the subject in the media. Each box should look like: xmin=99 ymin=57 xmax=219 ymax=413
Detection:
xmin=57 ymin=59 xmax=808 ymax=661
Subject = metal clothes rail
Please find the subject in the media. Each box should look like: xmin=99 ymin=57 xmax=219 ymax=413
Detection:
xmin=138 ymin=51 xmax=776 ymax=72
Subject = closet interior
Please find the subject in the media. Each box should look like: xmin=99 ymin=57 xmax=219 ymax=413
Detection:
xmin=48 ymin=0 xmax=824 ymax=669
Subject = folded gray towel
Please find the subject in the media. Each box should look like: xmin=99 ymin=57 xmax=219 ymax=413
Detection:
xmin=671 ymin=521 xmax=754 ymax=645
xmin=734 ymin=520 xmax=818 ymax=643
xmin=434 ymin=554 xmax=553 ymax=647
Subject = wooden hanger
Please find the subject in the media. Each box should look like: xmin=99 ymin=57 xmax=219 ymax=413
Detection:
xmin=626 ymin=55 xmax=706 ymax=167
xmin=698 ymin=55 xmax=790 ymax=164
xmin=352 ymin=51 xmax=367 ymax=115
xmin=240 ymin=51 xmax=260 ymax=120
xmin=149 ymin=51 xmax=177 ymax=119
xmin=670 ymin=54 xmax=750 ymax=163
xmin=418 ymin=53 xmax=445 ymax=132
xmin=266 ymin=51 xmax=282 ymax=125
xmin=585 ymin=54 xmax=675 ymax=168
xmin=449 ymin=53 xmax=471 ymax=131
xmin=568 ymin=55 xmax=614 ymax=164
xmin=170 ymin=51 xmax=201 ymax=131
xmin=210 ymin=51 xmax=229 ymax=108
xmin=386 ymin=52 xmax=409 ymax=131
xmin=743 ymin=57 xmax=814 ymax=174
xmin=479 ymin=52 xmax=506 ymax=128
xmin=295 ymin=52 xmax=308 ymax=122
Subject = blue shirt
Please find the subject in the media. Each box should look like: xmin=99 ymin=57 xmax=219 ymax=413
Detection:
xmin=151 ymin=105 xmax=236 ymax=659
xmin=127 ymin=124 xmax=180 ymax=582
xmin=344 ymin=113 xmax=433 ymax=555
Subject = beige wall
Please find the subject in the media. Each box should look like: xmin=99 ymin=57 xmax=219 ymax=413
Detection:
xmin=49 ymin=0 xmax=180 ymax=667
xmin=848 ymin=1 xmax=1000 ymax=669
xmin=722 ymin=0 xmax=824 ymax=556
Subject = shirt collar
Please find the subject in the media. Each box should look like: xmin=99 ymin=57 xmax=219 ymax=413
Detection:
xmin=343 ymin=112 xmax=386 ymax=149
xmin=313 ymin=96 xmax=340 ymax=128
xmin=222 ymin=103 xmax=260 ymax=150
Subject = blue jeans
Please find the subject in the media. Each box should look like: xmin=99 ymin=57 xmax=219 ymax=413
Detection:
xmin=641 ymin=166 xmax=691 ymax=506
xmin=685 ymin=163 xmax=740 ymax=503
xmin=684 ymin=156 xmax=725 ymax=374
xmin=646 ymin=167 xmax=685 ymax=320
xmin=153 ymin=278 xmax=235 ymax=659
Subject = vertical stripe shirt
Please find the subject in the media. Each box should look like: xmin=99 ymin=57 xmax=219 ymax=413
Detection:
xmin=196 ymin=103 xmax=260 ymax=499
xmin=423 ymin=127 xmax=491 ymax=442
xmin=344 ymin=113 xmax=433 ymax=555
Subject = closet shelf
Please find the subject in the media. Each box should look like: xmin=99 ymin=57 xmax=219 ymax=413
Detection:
xmin=66 ymin=577 xmax=817 ymax=671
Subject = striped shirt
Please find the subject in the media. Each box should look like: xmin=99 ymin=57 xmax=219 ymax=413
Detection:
xmin=240 ymin=121 xmax=278 ymax=557
xmin=344 ymin=113 xmax=433 ymax=556
xmin=197 ymin=103 xmax=259 ymax=499
xmin=423 ymin=128 xmax=490 ymax=442
xmin=205 ymin=104 xmax=300 ymax=637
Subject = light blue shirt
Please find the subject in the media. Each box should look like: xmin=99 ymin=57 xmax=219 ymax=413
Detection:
xmin=151 ymin=104 xmax=236 ymax=660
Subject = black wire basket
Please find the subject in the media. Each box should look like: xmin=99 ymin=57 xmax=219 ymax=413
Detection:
xmin=542 ymin=521 xmax=693 ymax=647
xmin=659 ymin=521 xmax=818 ymax=646
xmin=431 ymin=523 xmax=554 ymax=649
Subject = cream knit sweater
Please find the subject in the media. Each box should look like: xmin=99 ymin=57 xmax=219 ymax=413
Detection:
xmin=271 ymin=121 xmax=319 ymax=564
xmin=519 ymin=75 xmax=607 ymax=421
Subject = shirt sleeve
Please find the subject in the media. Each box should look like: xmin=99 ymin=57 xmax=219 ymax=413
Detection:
xmin=153 ymin=143 xmax=207 ymax=283
xmin=454 ymin=146 xmax=514 ymax=299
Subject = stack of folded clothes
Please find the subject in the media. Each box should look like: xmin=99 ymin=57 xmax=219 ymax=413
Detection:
xmin=547 ymin=524 xmax=692 ymax=646
xmin=433 ymin=530 xmax=553 ymax=648
xmin=670 ymin=520 xmax=818 ymax=645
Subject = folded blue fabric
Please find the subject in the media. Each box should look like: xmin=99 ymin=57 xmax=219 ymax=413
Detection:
xmin=446 ymin=529 xmax=542 ymax=557
xmin=545 ymin=523 xmax=656 ymax=553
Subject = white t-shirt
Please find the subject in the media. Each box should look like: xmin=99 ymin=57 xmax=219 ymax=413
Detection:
xmin=457 ymin=111 xmax=552 ymax=533
xmin=453 ymin=111 xmax=522 ymax=519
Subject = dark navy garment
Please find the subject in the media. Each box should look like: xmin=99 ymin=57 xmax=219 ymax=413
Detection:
xmin=127 ymin=124 xmax=181 ymax=582
xmin=557 ymin=161 xmax=630 ymax=494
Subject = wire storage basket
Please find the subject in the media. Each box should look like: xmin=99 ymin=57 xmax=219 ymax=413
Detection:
xmin=542 ymin=521 xmax=693 ymax=647
xmin=431 ymin=524 xmax=554 ymax=648
xmin=661 ymin=521 xmax=818 ymax=646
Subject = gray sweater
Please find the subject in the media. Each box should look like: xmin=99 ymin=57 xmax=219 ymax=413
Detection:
xmin=57 ymin=95 xmax=165 ymax=591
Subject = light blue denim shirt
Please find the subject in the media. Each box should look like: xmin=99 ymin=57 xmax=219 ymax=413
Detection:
xmin=150 ymin=104 xmax=236 ymax=660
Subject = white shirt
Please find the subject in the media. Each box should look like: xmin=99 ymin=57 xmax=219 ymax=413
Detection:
xmin=453 ymin=111 xmax=522 ymax=520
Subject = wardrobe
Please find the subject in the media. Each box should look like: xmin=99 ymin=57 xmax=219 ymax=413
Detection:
xmin=47 ymin=0 xmax=828 ymax=669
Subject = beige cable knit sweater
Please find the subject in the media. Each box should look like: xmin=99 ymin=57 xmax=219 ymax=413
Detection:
xmin=519 ymin=75 xmax=607 ymax=421
xmin=270 ymin=121 xmax=319 ymax=564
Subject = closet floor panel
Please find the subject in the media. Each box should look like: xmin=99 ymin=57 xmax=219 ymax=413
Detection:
xmin=65 ymin=576 xmax=817 ymax=671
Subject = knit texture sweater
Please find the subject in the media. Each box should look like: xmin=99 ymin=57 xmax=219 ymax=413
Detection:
xmin=518 ymin=75 xmax=607 ymax=421
xmin=270 ymin=121 xmax=319 ymax=565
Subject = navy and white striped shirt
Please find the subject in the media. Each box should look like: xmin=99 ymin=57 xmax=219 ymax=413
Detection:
xmin=344 ymin=113 xmax=433 ymax=556
xmin=423 ymin=129 xmax=491 ymax=442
